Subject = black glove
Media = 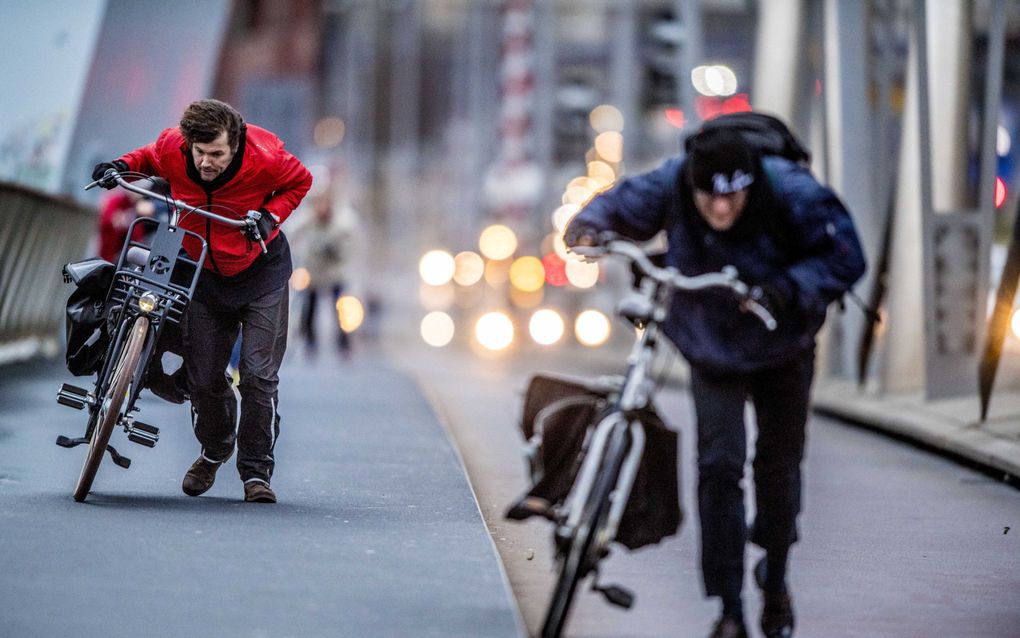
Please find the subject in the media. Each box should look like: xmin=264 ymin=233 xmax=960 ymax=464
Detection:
xmin=91 ymin=160 xmax=128 ymax=189
xmin=242 ymin=209 xmax=276 ymax=241
xmin=563 ymin=222 xmax=600 ymax=248
xmin=748 ymin=277 xmax=796 ymax=322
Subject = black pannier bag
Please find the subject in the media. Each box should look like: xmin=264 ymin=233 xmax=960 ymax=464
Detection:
xmin=63 ymin=258 xmax=115 ymax=376
xmin=143 ymin=319 xmax=189 ymax=404
xmin=506 ymin=373 xmax=682 ymax=551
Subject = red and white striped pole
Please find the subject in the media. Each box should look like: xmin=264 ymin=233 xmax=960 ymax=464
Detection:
xmin=485 ymin=0 xmax=541 ymax=224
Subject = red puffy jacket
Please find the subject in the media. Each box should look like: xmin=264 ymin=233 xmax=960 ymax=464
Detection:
xmin=118 ymin=124 xmax=312 ymax=276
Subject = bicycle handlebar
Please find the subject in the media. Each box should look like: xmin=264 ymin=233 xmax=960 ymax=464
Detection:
xmin=86 ymin=169 xmax=268 ymax=253
xmin=571 ymin=235 xmax=777 ymax=331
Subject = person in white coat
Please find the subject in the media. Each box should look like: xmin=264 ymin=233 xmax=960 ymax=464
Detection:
xmin=289 ymin=192 xmax=360 ymax=359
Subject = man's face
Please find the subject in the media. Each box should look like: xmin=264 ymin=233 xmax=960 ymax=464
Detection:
xmin=693 ymin=188 xmax=749 ymax=231
xmin=191 ymin=130 xmax=235 ymax=182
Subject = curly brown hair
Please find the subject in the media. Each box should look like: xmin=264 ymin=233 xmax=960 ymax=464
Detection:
xmin=179 ymin=99 xmax=243 ymax=148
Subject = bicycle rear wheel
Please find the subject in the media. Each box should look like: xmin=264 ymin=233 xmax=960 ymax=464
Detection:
xmin=541 ymin=421 xmax=629 ymax=638
xmin=73 ymin=316 xmax=149 ymax=502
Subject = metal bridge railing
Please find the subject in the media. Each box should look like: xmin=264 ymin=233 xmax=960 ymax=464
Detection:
xmin=0 ymin=181 xmax=94 ymax=364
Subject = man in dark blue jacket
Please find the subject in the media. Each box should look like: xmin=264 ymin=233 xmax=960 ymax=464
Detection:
xmin=565 ymin=122 xmax=865 ymax=638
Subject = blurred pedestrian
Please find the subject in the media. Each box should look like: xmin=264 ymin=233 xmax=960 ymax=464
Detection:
xmin=96 ymin=190 xmax=152 ymax=263
xmin=565 ymin=116 xmax=866 ymax=638
xmin=288 ymin=192 xmax=359 ymax=359
xmin=92 ymin=98 xmax=311 ymax=504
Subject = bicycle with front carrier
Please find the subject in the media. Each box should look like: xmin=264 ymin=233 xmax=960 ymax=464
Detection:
xmin=55 ymin=168 xmax=270 ymax=502
xmin=506 ymin=234 xmax=776 ymax=638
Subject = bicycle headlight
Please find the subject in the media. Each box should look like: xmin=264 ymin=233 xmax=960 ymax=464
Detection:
xmin=137 ymin=292 xmax=159 ymax=314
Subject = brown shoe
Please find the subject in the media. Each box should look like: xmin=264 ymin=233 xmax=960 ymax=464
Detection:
xmin=708 ymin=616 xmax=747 ymax=638
xmin=182 ymin=456 xmax=222 ymax=496
xmin=243 ymin=480 xmax=277 ymax=503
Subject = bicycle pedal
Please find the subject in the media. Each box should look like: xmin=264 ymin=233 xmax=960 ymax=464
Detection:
xmin=55 ymin=435 xmax=89 ymax=449
xmin=127 ymin=428 xmax=158 ymax=448
xmin=592 ymin=583 xmax=634 ymax=609
xmin=131 ymin=421 xmax=159 ymax=436
xmin=56 ymin=384 xmax=93 ymax=410
xmin=106 ymin=445 xmax=131 ymax=469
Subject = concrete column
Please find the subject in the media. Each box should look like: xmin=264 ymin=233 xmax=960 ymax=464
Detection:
xmin=882 ymin=0 xmax=932 ymax=393
xmin=751 ymin=0 xmax=803 ymax=121
xmin=882 ymin=0 xmax=977 ymax=395
xmin=927 ymin=0 xmax=971 ymax=213
xmin=821 ymin=0 xmax=875 ymax=378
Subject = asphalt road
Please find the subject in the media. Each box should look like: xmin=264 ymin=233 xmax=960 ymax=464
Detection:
xmin=0 ymin=352 xmax=520 ymax=638
xmin=3 ymin=336 xmax=1020 ymax=638
xmin=395 ymin=341 xmax=1020 ymax=638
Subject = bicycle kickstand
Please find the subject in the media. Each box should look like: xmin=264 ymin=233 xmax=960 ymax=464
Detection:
xmin=54 ymin=436 xmax=131 ymax=469
xmin=590 ymin=567 xmax=635 ymax=609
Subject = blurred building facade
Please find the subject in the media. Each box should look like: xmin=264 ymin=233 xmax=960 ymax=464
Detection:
xmin=8 ymin=0 xmax=1020 ymax=406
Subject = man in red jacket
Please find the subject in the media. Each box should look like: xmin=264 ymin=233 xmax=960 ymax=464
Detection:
xmin=92 ymin=99 xmax=312 ymax=503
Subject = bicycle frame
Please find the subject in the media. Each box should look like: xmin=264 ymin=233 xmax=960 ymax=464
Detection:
xmin=557 ymin=275 xmax=665 ymax=558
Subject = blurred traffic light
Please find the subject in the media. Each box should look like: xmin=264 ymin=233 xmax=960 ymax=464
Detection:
xmin=640 ymin=9 xmax=682 ymax=111
xmin=554 ymin=78 xmax=598 ymax=163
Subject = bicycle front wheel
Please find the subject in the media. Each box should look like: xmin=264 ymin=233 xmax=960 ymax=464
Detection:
xmin=541 ymin=421 xmax=629 ymax=638
xmin=73 ymin=316 xmax=149 ymax=502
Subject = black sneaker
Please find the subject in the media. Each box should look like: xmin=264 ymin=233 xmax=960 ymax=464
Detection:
xmin=182 ymin=456 xmax=222 ymax=496
xmin=755 ymin=556 xmax=795 ymax=638
xmin=708 ymin=616 xmax=747 ymax=638
xmin=243 ymin=480 xmax=276 ymax=503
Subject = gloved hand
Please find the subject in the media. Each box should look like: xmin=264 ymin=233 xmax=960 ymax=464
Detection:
xmin=747 ymin=277 xmax=796 ymax=323
xmin=242 ymin=209 xmax=276 ymax=241
xmin=91 ymin=160 xmax=128 ymax=189
xmin=563 ymin=222 xmax=601 ymax=248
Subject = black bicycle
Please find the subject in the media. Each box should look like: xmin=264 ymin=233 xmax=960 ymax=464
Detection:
xmin=508 ymin=235 xmax=775 ymax=638
xmin=56 ymin=168 xmax=269 ymax=502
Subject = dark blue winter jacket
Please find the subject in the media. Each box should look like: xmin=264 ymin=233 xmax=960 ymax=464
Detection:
xmin=567 ymin=154 xmax=866 ymax=372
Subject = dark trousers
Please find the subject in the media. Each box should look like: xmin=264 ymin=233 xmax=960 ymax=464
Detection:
xmin=689 ymin=351 xmax=814 ymax=605
xmin=182 ymin=284 xmax=289 ymax=483
xmin=299 ymin=283 xmax=350 ymax=353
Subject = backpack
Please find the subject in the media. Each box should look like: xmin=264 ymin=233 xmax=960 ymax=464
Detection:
xmin=684 ymin=111 xmax=811 ymax=165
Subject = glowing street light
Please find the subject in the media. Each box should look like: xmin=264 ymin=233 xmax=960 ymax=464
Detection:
xmin=419 ymin=250 xmax=455 ymax=286
xmin=565 ymin=259 xmax=599 ymax=288
xmin=453 ymin=251 xmax=485 ymax=286
xmin=421 ymin=311 xmax=455 ymax=347
xmin=509 ymin=256 xmax=545 ymax=293
xmin=479 ymin=224 xmax=518 ymax=260
xmin=475 ymin=311 xmax=514 ymax=351
xmin=575 ymin=309 xmax=610 ymax=347
xmin=529 ymin=309 xmax=565 ymax=346
xmin=335 ymin=295 xmax=364 ymax=332
xmin=290 ymin=267 xmax=310 ymax=291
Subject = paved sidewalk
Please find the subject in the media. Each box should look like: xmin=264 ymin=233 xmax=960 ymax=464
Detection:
xmin=813 ymin=379 xmax=1020 ymax=482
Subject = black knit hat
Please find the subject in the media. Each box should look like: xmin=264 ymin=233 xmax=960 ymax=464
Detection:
xmin=685 ymin=127 xmax=755 ymax=194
